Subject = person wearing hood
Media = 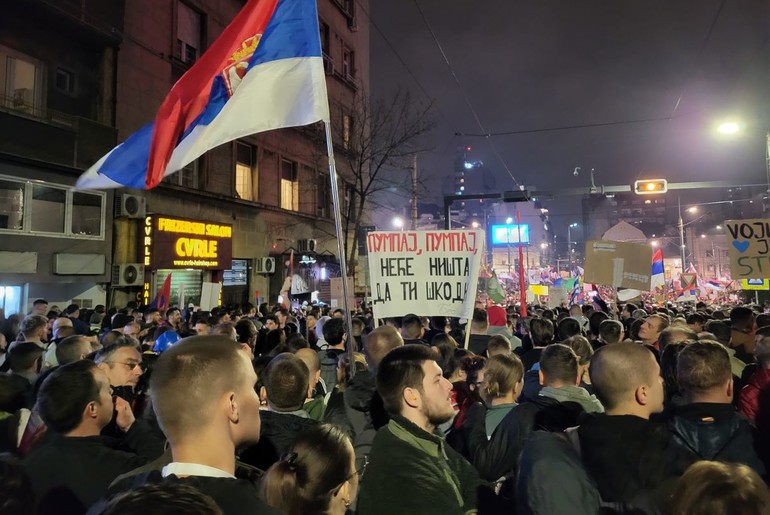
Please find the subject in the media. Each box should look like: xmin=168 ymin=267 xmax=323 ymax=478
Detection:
xmin=487 ymin=306 xmax=521 ymax=352
xmin=667 ymin=341 xmax=765 ymax=475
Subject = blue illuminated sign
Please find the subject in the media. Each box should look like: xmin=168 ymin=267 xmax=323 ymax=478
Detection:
xmin=491 ymin=224 xmax=530 ymax=245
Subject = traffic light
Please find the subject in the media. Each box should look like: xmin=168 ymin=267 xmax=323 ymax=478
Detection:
xmin=634 ymin=179 xmax=667 ymax=195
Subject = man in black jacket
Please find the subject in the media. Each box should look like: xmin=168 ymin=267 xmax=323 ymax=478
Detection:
xmin=23 ymin=360 xmax=159 ymax=515
xmin=102 ymin=336 xmax=278 ymax=515
xmin=239 ymin=352 xmax=318 ymax=470
xmin=667 ymin=340 xmax=765 ymax=475
xmin=577 ymin=342 xmax=695 ymax=510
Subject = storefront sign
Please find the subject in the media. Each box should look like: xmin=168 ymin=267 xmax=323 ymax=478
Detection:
xmin=366 ymin=230 xmax=483 ymax=319
xmin=142 ymin=216 xmax=233 ymax=270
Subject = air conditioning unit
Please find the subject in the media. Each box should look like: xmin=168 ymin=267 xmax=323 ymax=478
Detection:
xmin=112 ymin=263 xmax=144 ymax=286
xmin=114 ymin=194 xmax=146 ymax=219
xmin=255 ymin=257 xmax=275 ymax=274
xmin=297 ymin=239 xmax=317 ymax=253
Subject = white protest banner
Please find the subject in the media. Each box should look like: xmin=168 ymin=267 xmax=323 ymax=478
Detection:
xmin=366 ymin=230 xmax=484 ymax=319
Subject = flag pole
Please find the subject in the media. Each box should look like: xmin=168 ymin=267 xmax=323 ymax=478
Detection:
xmin=324 ymin=121 xmax=357 ymax=378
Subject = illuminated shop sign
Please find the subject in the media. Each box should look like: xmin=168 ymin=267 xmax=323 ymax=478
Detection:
xmin=142 ymin=216 xmax=233 ymax=270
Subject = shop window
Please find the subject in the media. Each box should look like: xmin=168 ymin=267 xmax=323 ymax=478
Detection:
xmin=71 ymin=192 xmax=103 ymax=236
xmin=281 ymin=159 xmax=299 ymax=211
xmin=31 ymin=185 xmax=66 ymax=233
xmin=0 ymin=46 xmax=43 ymax=114
xmin=176 ymin=2 xmax=203 ymax=64
xmin=235 ymin=142 xmax=257 ymax=201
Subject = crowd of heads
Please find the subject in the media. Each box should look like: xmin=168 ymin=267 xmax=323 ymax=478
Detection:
xmin=0 ymin=295 xmax=769 ymax=514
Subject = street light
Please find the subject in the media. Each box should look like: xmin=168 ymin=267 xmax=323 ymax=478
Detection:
xmin=687 ymin=206 xmax=698 ymax=214
xmin=717 ymin=121 xmax=741 ymax=134
xmin=714 ymin=119 xmax=770 ymax=195
xmin=471 ymin=220 xmax=480 ymax=229
xmin=392 ymin=216 xmax=404 ymax=230
xmin=506 ymin=216 xmax=513 ymax=224
xmin=651 ymin=240 xmax=658 ymax=247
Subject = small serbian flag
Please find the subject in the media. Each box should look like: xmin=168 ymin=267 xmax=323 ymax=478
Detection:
xmin=77 ymin=0 xmax=329 ymax=190
xmin=651 ymin=248 xmax=665 ymax=289
xmin=151 ymin=273 xmax=173 ymax=312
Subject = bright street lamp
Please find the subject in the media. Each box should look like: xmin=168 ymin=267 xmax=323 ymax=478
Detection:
xmin=567 ymin=223 xmax=579 ymax=265
xmin=392 ymin=216 xmax=404 ymax=229
xmin=651 ymin=240 xmax=658 ymax=247
xmin=506 ymin=217 xmax=513 ymax=224
xmin=471 ymin=220 xmax=480 ymax=229
xmin=717 ymin=121 xmax=741 ymax=134
xmin=687 ymin=207 xmax=698 ymax=214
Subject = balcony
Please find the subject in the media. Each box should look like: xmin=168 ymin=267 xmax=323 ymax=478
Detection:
xmin=20 ymin=0 xmax=126 ymax=44
xmin=0 ymin=95 xmax=117 ymax=171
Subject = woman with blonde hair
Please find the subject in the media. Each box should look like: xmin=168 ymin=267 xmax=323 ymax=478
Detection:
xmin=479 ymin=353 xmax=525 ymax=438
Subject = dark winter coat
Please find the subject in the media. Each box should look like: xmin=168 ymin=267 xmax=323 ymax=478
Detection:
xmin=238 ymin=410 xmax=318 ymax=471
xmin=666 ymin=402 xmax=765 ymax=475
xmin=577 ymin=413 xmax=696 ymax=509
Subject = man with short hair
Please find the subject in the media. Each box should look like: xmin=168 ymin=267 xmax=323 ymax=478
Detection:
xmin=64 ymin=304 xmax=91 ymax=336
xmin=638 ymin=314 xmax=669 ymax=350
xmin=305 ymin=310 xmax=319 ymax=348
xmin=105 ymin=336 xmax=277 ymax=515
xmin=357 ymin=345 xmax=480 ymax=515
xmin=576 ymin=343 xmax=694 ymax=509
xmin=234 ymin=318 xmax=257 ymax=358
xmin=23 ymin=360 xmax=158 ymax=513
xmin=318 ymin=317 xmax=347 ymax=392
xmin=7 ymin=342 xmax=44 ymax=385
xmin=240 ymin=353 xmax=317 ymax=471
xmin=144 ymin=308 xmax=161 ymax=328
xmin=30 ymin=299 xmax=49 ymax=316
xmin=43 ymin=317 xmax=76 ymax=368
xmin=193 ymin=319 xmax=211 ymax=336
xmin=295 ymin=347 xmax=325 ymax=419
xmin=164 ymin=308 xmax=182 ymax=332
xmin=486 ymin=334 xmax=512 ymax=357
xmin=13 ymin=315 xmax=49 ymax=350
xmin=667 ymin=341 xmax=764 ymax=474
xmin=123 ymin=322 xmax=142 ymax=341
xmin=211 ymin=322 xmax=237 ymax=342
xmin=468 ymin=308 xmax=491 ymax=356
xmin=402 ymin=313 xmax=427 ymax=346
xmin=658 ymin=327 xmax=698 ymax=350
xmin=56 ymin=335 xmax=93 ymax=366
xmin=96 ymin=341 xmax=144 ymax=391
xmin=730 ymin=306 xmax=757 ymax=363
xmin=598 ymin=319 xmax=624 ymax=346
xmin=686 ymin=313 xmax=706 ymax=333
xmin=519 ymin=317 xmax=554 ymax=371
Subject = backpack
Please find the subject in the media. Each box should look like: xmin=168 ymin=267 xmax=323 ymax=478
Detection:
xmin=319 ymin=350 xmax=340 ymax=393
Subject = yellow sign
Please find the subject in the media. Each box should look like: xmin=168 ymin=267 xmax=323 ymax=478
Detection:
xmin=740 ymin=279 xmax=770 ymax=290
xmin=142 ymin=216 xmax=233 ymax=270
xmin=529 ymin=284 xmax=549 ymax=296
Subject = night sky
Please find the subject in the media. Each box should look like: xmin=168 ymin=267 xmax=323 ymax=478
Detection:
xmin=369 ymin=1 xmax=770 ymax=232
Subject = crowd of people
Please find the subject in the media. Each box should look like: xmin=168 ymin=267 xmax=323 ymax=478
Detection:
xmin=0 ymin=296 xmax=769 ymax=514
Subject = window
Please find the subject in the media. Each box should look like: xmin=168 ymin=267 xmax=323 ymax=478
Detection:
xmin=342 ymin=113 xmax=352 ymax=150
xmin=71 ymin=192 xmax=103 ymax=236
xmin=31 ymin=185 xmax=66 ymax=233
xmin=235 ymin=142 xmax=257 ymax=201
xmin=342 ymin=47 xmax=355 ymax=79
xmin=0 ymin=179 xmax=24 ymax=230
xmin=280 ymin=159 xmax=299 ymax=211
xmin=176 ymin=2 xmax=202 ymax=64
xmin=164 ymin=159 xmax=200 ymax=189
xmin=0 ymin=46 xmax=42 ymax=114
xmin=320 ymin=22 xmax=330 ymax=56
xmin=55 ymin=68 xmax=75 ymax=94
xmin=317 ymin=173 xmax=330 ymax=218
xmin=0 ymin=175 xmax=105 ymax=239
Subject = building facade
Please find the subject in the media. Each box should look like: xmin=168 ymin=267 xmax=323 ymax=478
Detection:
xmin=0 ymin=0 xmax=370 ymax=314
xmin=0 ymin=1 xmax=123 ymax=314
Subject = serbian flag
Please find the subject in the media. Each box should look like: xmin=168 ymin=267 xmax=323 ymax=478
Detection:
xmin=150 ymin=273 xmax=173 ymax=312
xmin=650 ymin=248 xmax=665 ymax=289
xmin=76 ymin=0 xmax=329 ymax=190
